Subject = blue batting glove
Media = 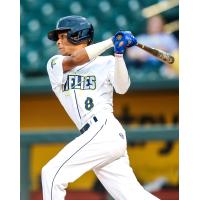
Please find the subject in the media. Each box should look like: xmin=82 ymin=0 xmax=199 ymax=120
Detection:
xmin=124 ymin=31 xmax=138 ymax=48
xmin=112 ymin=31 xmax=137 ymax=54
xmin=112 ymin=31 xmax=128 ymax=54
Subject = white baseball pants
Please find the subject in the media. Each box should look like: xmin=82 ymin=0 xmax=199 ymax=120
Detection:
xmin=41 ymin=113 xmax=159 ymax=200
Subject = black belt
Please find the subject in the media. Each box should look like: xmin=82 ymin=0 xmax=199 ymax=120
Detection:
xmin=80 ymin=116 xmax=98 ymax=134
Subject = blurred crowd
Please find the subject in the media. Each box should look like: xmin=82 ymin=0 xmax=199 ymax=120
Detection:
xmin=126 ymin=15 xmax=179 ymax=79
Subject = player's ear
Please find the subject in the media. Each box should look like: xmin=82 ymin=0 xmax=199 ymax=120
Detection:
xmin=83 ymin=39 xmax=91 ymax=46
xmin=79 ymin=40 xmax=90 ymax=47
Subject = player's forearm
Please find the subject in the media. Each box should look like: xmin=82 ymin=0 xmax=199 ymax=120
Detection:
xmin=72 ymin=38 xmax=114 ymax=62
xmin=114 ymin=54 xmax=130 ymax=94
xmin=85 ymin=38 xmax=114 ymax=60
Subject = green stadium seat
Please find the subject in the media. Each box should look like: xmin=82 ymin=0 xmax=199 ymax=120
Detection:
xmin=69 ymin=1 xmax=83 ymax=15
xmin=21 ymin=46 xmax=38 ymax=74
xmin=128 ymin=0 xmax=141 ymax=12
xmin=81 ymin=0 xmax=98 ymax=10
xmin=87 ymin=16 xmax=98 ymax=29
xmin=53 ymin=0 xmax=73 ymax=9
xmin=110 ymin=0 xmax=129 ymax=7
xmin=41 ymin=2 xmax=55 ymax=18
xmin=139 ymin=0 xmax=159 ymax=8
xmin=101 ymin=31 xmax=113 ymax=41
xmin=24 ymin=19 xmax=42 ymax=44
xmin=115 ymin=14 xmax=129 ymax=30
xmin=22 ymin=0 xmax=46 ymax=12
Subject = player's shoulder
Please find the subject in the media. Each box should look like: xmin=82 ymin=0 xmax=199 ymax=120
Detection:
xmin=47 ymin=55 xmax=64 ymax=69
xmin=47 ymin=55 xmax=63 ymax=65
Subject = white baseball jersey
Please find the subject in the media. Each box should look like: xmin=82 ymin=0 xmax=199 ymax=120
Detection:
xmin=47 ymin=55 xmax=115 ymax=129
xmin=44 ymin=54 xmax=160 ymax=200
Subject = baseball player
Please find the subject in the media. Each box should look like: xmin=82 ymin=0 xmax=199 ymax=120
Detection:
xmin=42 ymin=15 xmax=159 ymax=200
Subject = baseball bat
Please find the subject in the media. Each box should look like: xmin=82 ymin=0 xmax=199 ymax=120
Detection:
xmin=135 ymin=42 xmax=175 ymax=64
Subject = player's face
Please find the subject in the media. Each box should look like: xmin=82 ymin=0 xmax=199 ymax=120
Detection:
xmin=56 ymin=32 xmax=74 ymax=55
xmin=57 ymin=32 xmax=85 ymax=56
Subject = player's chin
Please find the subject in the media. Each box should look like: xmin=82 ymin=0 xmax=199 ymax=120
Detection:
xmin=58 ymin=49 xmax=66 ymax=56
xmin=59 ymin=49 xmax=71 ymax=56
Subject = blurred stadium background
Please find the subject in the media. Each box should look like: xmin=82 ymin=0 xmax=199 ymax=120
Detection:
xmin=20 ymin=0 xmax=179 ymax=200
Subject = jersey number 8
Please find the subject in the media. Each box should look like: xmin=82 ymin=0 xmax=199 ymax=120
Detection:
xmin=85 ymin=97 xmax=94 ymax=111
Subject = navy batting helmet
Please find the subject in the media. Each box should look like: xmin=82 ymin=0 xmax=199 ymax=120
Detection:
xmin=48 ymin=15 xmax=94 ymax=45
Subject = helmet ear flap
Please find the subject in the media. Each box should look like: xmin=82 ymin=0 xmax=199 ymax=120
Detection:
xmin=67 ymin=29 xmax=93 ymax=45
xmin=67 ymin=30 xmax=79 ymax=44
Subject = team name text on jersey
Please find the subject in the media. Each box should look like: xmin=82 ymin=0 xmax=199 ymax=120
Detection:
xmin=63 ymin=75 xmax=96 ymax=91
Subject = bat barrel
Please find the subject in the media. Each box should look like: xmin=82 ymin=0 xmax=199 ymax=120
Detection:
xmin=136 ymin=43 xmax=175 ymax=64
xmin=156 ymin=49 xmax=175 ymax=64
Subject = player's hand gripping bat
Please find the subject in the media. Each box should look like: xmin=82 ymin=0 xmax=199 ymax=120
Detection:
xmin=113 ymin=31 xmax=175 ymax=64
xmin=135 ymin=42 xmax=175 ymax=64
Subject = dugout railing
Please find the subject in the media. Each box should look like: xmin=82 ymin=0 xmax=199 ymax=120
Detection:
xmin=20 ymin=126 xmax=179 ymax=200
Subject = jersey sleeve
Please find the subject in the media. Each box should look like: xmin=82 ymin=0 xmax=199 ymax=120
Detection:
xmin=106 ymin=55 xmax=115 ymax=86
xmin=47 ymin=55 xmax=65 ymax=89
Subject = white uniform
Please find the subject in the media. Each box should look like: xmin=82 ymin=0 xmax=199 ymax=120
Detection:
xmin=42 ymin=55 xmax=159 ymax=200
